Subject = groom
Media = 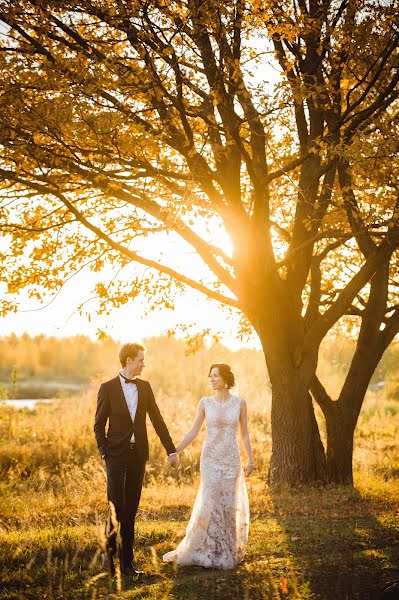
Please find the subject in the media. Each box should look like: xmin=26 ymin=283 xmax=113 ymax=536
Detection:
xmin=94 ymin=342 xmax=179 ymax=576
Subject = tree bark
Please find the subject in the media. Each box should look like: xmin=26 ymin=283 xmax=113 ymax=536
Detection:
xmin=325 ymin=403 xmax=355 ymax=485
xmin=259 ymin=308 xmax=326 ymax=484
xmin=268 ymin=375 xmax=327 ymax=485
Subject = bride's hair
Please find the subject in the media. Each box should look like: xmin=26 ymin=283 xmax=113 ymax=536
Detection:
xmin=208 ymin=363 xmax=235 ymax=389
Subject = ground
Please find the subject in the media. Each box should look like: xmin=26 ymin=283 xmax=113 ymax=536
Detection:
xmin=0 ymin=392 xmax=398 ymax=599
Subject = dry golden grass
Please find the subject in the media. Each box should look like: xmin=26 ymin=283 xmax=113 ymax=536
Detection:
xmin=0 ymin=384 xmax=398 ymax=599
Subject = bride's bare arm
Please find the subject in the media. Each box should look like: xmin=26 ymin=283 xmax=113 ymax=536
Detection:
xmin=175 ymin=398 xmax=205 ymax=454
xmin=239 ymin=398 xmax=254 ymax=476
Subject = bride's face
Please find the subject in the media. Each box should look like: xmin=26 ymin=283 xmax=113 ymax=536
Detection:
xmin=209 ymin=367 xmax=226 ymax=391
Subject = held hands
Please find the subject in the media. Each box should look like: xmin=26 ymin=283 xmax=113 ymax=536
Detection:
xmin=244 ymin=461 xmax=254 ymax=477
xmin=168 ymin=452 xmax=180 ymax=468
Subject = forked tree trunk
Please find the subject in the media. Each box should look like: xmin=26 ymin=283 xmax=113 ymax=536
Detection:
xmin=258 ymin=261 xmax=398 ymax=486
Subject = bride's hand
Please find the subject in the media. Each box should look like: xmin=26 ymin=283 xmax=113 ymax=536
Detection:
xmin=244 ymin=462 xmax=254 ymax=477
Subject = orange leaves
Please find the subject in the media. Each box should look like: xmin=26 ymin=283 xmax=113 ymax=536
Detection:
xmin=32 ymin=133 xmax=44 ymax=145
xmin=104 ymin=181 xmax=123 ymax=195
xmin=160 ymin=46 xmax=174 ymax=57
xmin=95 ymin=283 xmax=108 ymax=299
xmin=96 ymin=327 xmax=110 ymax=340
xmin=280 ymin=576 xmax=289 ymax=595
xmin=341 ymin=78 xmax=352 ymax=92
xmin=0 ymin=0 xmax=398 ymax=335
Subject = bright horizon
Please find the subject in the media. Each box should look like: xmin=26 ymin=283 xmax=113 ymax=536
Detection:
xmin=0 ymin=228 xmax=261 ymax=351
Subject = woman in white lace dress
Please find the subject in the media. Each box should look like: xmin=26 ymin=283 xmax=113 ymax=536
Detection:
xmin=163 ymin=363 xmax=254 ymax=569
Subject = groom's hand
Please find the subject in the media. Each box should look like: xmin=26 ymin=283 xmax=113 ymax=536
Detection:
xmin=168 ymin=453 xmax=179 ymax=468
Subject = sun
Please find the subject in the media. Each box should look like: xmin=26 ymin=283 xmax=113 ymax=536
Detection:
xmin=0 ymin=218 xmax=259 ymax=350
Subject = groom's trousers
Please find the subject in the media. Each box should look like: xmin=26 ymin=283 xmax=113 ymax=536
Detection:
xmin=105 ymin=444 xmax=146 ymax=567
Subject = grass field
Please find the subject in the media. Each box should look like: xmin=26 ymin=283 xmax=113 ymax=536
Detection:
xmin=0 ymin=385 xmax=398 ymax=599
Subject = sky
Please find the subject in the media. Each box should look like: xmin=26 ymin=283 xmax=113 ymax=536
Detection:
xmin=0 ymin=232 xmax=261 ymax=350
xmin=0 ymin=26 xmax=277 ymax=351
xmin=0 ymin=280 xmax=257 ymax=349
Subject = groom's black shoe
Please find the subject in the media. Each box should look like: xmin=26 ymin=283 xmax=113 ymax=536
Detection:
xmin=101 ymin=552 xmax=115 ymax=577
xmin=121 ymin=563 xmax=144 ymax=577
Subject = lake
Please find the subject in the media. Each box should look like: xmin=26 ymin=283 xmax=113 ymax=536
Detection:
xmin=0 ymin=399 xmax=54 ymax=410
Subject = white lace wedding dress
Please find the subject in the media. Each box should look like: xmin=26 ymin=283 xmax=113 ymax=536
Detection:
xmin=163 ymin=395 xmax=249 ymax=569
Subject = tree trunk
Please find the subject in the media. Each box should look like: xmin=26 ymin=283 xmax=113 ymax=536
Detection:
xmin=268 ymin=368 xmax=327 ymax=485
xmin=325 ymin=403 xmax=355 ymax=484
xmin=255 ymin=294 xmax=327 ymax=485
xmin=323 ymin=341 xmax=387 ymax=485
xmin=264 ymin=318 xmax=326 ymax=485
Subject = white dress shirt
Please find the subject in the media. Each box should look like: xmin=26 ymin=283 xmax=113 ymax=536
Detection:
xmin=119 ymin=373 xmax=138 ymax=442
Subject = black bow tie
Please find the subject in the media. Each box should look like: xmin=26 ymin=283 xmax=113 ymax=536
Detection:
xmin=121 ymin=375 xmax=137 ymax=384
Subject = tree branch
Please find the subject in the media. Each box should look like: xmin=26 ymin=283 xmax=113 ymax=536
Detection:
xmin=0 ymin=168 xmax=240 ymax=309
xmin=310 ymin=374 xmax=335 ymax=419
xmin=305 ymin=236 xmax=399 ymax=350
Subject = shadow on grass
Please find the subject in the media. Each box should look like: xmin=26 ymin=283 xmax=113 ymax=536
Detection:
xmin=269 ymin=484 xmax=399 ymax=600
xmin=158 ymin=522 xmax=315 ymax=599
xmin=2 ymin=484 xmax=398 ymax=600
xmin=0 ymin=530 xmax=104 ymax=600
xmin=163 ymin=561 xmax=299 ymax=600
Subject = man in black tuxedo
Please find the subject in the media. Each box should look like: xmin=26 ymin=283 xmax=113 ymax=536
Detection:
xmin=94 ymin=342 xmax=179 ymax=576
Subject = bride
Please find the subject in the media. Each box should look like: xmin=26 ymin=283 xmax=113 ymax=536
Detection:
xmin=163 ymin=362 xmax=254 ymax=569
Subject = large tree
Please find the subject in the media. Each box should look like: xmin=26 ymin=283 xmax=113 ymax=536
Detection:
xmin=1 ymin=0 xmax=398 ymax=484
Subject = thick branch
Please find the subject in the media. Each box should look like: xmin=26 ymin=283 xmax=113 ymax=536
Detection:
xmin=338 ymin=160 xmax=376 ymax=258
xmin=305 ymin=237 xmax=399 ymax=350
xmin=310 ymin=375 xmax=334 ymax=418
xmin=0 ymin=170 xmax=240 ymax=309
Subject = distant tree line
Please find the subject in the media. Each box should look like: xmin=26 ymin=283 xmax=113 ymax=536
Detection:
xmin=0 ymin=332 xmax=397 ymax=401
xmin=0 ymin=333 xmax=268 ymax=401
xmin=0 ymin=333 xmax=117 ymax=383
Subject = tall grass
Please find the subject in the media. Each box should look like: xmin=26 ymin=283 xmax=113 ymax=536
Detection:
xmin=0 ymin=382 xmax=398 ymax=599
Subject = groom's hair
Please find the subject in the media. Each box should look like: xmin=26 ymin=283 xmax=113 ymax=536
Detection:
xmin=119 ymin=343 xmax=145 ymax=367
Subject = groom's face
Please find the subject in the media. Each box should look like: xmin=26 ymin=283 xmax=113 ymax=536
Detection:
xmin=127 ymin=350 xmax=145 ymax=376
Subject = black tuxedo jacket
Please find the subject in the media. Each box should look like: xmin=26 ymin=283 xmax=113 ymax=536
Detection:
xmin=94 ymin=376 xmax=175 ymax=461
